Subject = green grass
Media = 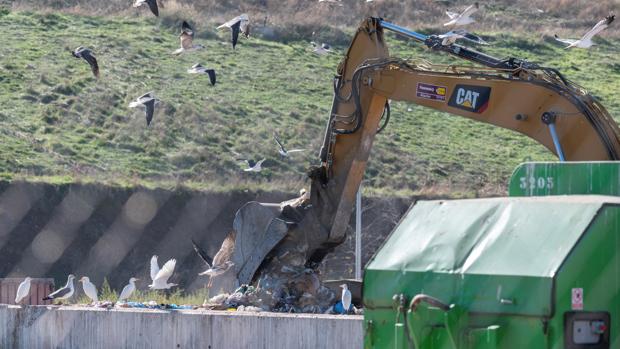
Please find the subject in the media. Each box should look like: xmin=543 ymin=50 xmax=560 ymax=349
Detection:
xmin=0 ymin=9 xmax=619 ymax=196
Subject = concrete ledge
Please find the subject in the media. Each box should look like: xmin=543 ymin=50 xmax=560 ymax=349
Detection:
xmin=0 ymin=305 xmax=363 ymax=348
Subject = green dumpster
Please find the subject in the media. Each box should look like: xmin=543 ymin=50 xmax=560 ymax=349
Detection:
xmin=364 ymin=193 xmax=619 ymax=348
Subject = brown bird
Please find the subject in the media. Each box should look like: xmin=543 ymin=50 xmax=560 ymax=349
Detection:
xmin=192 ymin=231 xmax=236 ymax=288
xmin=173 ymin=21 xmax=205 ymax=55
xmin=71 ymin=47 xmax=99 ymax=78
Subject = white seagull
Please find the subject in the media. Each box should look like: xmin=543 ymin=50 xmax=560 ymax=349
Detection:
xmin=129 ymin=92 xmax=159 ymax=126
xmin=118 ymin=277 xmax=139 ymax=302
xmin=217 ymin=14 xmax=250 ymax=49
xmin=444 ymin=2 xmax=479 ymax=27
xmin=43 ymin=274 xmax=75 ymax=303
xmin=438 ymin=29 xmax=488 ymax=46
xmin=187 ymin=63 xmax=216 ymax=86
xmin=311 ymin=41 xmax=331 ymax=55
xmin=15 ymin=277 xmax=32 ymax=304
xmin=132 ymin=0 xmax=158 ymax=16
xmin=243 ymin=159 xmax=266 ymax=172
xmin=79 ymin=276 xmax=98 ymax=303
xmin=554 ymin=14 xmax=615 ymax=49
xmin=274 ymin=132 xmax=305 ymax=158
xmin=340 ymin=284 xmax=351 ymax=315
xmin=192 ymin=231 xmax=236 ymax=288
xmin=71 ymin=47 xmax=99 ymax=78
xmin=173 ymin=21 xmax=205 ymax=55
xmin=148 ymin=256 xmax=178 ymax=290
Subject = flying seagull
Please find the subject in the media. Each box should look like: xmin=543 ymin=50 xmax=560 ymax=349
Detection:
xmin=437 ymin=29 xmax=488 ymax=46
xmin=118 ymin=277 xmax=139 ymax=302
xmin=71 ymin=47 xmax=99 ymax=78
xmin=173 ymin=21 xmax=205 ymax=55
xmin=148 ymin=256 xmax=178 ymax=290
xmin=129 ymin=92 xmax=159 ymax=126
xmin=43 ymin=274 xmax=75 ymax=303
xmin=243 ymin=159 xmax=266 ymax=172
xmin=15 ymin=277 xmax=32 ymax=304
xmin=217 ymin=14 xmax=250 ymax=49
xmin=340 ymin=283 xmax=351 ymax=315
xmin=79 ymin=276 xmax=98 ymax=303
xmin=187 ymin=63 xmax=216 ymax=86
xmin=554 ymin=14 xmax=615 ymax=49
xmin=192 ymin=232 xmax=236 ymax=288
xmin=311 ymin=41 xmax=331 ymax=55
xmin=274 ymin=132 xmax=305 ymax=158
xmin=132 ymin=0 xmax=158 ymax=16
xmin=444 ymin=2 xmax=479 ymax=27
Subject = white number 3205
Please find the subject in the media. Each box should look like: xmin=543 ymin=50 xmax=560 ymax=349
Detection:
xmin=519 ymin=176 xmax=554 ymax=190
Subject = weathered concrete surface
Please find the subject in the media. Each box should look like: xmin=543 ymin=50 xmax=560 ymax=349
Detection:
xmin=0 ymin=305 xmax=363 ymax=348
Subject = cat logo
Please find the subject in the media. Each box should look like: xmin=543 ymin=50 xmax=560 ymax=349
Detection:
xmin=448 ymin=85 xmax=491 ymax=113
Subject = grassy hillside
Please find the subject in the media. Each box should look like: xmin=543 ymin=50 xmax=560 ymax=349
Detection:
xmin=0 ymin=8 xmax=618 ymax=196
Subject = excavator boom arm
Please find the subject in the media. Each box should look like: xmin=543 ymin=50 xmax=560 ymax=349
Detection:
xmin=215 ymin=18 xmax=620 ymax=302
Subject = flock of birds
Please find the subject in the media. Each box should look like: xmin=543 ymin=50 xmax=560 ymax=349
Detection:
xmin=14 ymin=245 xmax=232 ymax=305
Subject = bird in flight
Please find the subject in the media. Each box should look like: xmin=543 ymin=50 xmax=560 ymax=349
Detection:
xmin=118 ymin=277 xmax=139 ymax=302
xmin=129 ymin=92 xmax=159 ymax=126
xmin=43 ymin=274 xmax=75 ymax=304
xmin=192 ymin=232 xmax=236 ymax=288
xmin=311 ymin=41 xmax=331 ymax=55
xmin=79 ymin=276 xmax=98 ymax=303
xmin=444 ymin=2 xmax=479 ymax=27
xmin=243 ymin=159 xmax=266 ymax=172
xmin=173 ymin=21 xmax=205 ymax=55
xmin=187 ymin=63 xmax=216 ymax=86
xmin=132 ymin=0 xmax=159 ymax=16
xmin=217 ymin=14 xmax=250 ymax=49
xmin=554 ymin=14 xmax=615 ymax=49
xmin=148 ymin=255 xmax=178 ymax=290
xmin=437 ymin=29 xmax=488 ymax=46
xmin=15 ymin=277 xmax=32 ymax=305
xmin=274 ymin=132 xmax=305 ymax=158
xmin=71 ymin=47 xmax=99 ymax=78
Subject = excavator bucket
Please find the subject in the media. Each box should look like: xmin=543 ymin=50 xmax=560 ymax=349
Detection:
xmin=219 ymin=201 xmax=290 ymax=290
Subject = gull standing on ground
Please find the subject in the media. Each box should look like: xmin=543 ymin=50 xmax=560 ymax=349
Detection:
xmin=118 ymin=277 xmax=139 ymax=302
xmin=340 ymin=283 xmax=351 ymax=315
xmin=554 ymin=14 xmax=615 ymax=49
xmin=71 ymin=47 xmax=99 ymax=78
xmin=43 ymin=274 xmax=75 ymax=303
xmin=132 ymin=0 xmax=159 ymax=16
xmin=217 ymin=14 xmax=250 ymax=49
xmin=148 ymin=256 xmax=178 ymax=290
xmin=437 ymin=29 xmax=488 ymax=46
xmin=79 ymin=276 xmax=98 ymax=303
xmin=318 ymin=0 xmax=343 ymax=6
xmin=274 ymin=132 xmax=305 ymax=158
xmin=187 ymin=63 xmax=216 ymax=86
xmin=192 ymin=231 xmax=236 ymax=288
xmin=15 ymin=277 xmax=32 ymax=304
xmin=243 ymin=159 xmax=266 ymax=172
xmin=173 ymin=21 xmax=205 ymax=55
xmin=444 ymin=2 xmax=479 ymax=27
xmin=129 ymin=92 xmax=159 ymax=126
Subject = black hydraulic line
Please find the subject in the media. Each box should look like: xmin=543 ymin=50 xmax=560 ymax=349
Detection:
xmin=376 ymin=101 xmax=390 ymax=134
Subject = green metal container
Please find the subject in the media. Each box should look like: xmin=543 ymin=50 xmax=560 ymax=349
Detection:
xmin=363 ymin=162 xmax=619 ymax=349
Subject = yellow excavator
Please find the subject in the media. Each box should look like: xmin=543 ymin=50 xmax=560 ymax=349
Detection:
xmin=214 ymin=18 xmax=620 ymax=309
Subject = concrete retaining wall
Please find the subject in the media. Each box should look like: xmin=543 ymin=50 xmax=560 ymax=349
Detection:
xmin=0 ymin=305 xmax=364 ymax=348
